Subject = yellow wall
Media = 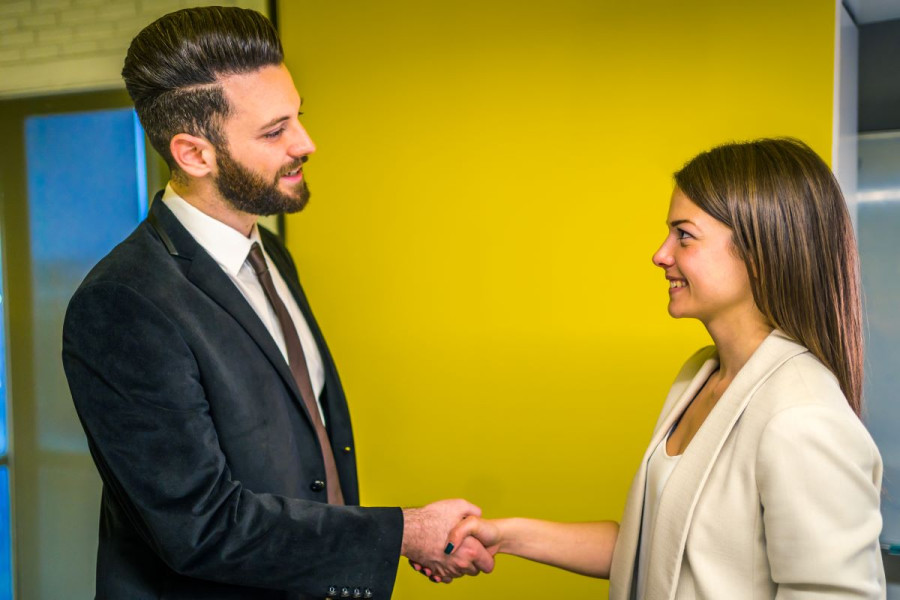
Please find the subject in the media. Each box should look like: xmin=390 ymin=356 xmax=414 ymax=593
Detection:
xmin=279 ymin=1 xmax=835 ymax=597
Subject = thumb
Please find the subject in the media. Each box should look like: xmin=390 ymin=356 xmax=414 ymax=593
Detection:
xmin=460 ymin=500 xmax=482 ymax=519
xmin=445 ymin=515 xmax=481 ymax=555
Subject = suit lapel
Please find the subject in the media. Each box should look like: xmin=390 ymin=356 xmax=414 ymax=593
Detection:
xmin=146 ymin=198 xmax=312 ymax=426
xmin=643 ymin=331 xmax=808 ymax=599
xmin=609 ymin=347 xmax=718 ymax=600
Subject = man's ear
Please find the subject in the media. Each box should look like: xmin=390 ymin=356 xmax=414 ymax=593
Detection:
xmin=170 ymin=133 xmax=216 ymax=178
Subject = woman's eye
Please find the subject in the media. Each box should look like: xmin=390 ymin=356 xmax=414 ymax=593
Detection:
xmin=676 ymin=228 xmax=693 ymax=240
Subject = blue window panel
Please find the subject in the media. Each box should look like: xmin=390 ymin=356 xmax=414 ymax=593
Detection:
xmin=25 ymin=109 xmax=148 ymax=265
xmin=25 ymin=109 xmax=148 ymax=453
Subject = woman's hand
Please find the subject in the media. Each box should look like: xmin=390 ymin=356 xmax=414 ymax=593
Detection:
xmin=408 ymin=516 xmax=501 ymax=583
xmin=446 ymin=515 xmax=503 ymax=553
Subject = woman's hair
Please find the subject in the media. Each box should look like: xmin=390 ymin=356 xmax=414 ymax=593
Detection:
xmin=674 ymin=138 xmax=863 ymax=415
xmin=121 ymin=6 xmax=284 ymax=171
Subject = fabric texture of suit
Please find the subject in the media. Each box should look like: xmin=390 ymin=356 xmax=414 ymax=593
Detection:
xmin=62 ymin=196 xmax=403 ymax=600
xmin=609 ymin=330 xmax=885 ymax=600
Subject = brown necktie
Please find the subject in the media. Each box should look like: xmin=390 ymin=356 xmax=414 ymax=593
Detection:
xmin=247 ymin=242 xmax=344 ymax=505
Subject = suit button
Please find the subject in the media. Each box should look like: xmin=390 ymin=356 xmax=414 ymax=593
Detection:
xmin=326 ymin=586 xmax=338 ymax=598
xmin=352 ymin=588 xmax=362 ymax=598
xmin=310 ymin=479 xmax=326 ymax=492
xmin=363 ymin=589 xmax=373 ymax=598
xmin=340 ymin=588 xmax=351 ymax=598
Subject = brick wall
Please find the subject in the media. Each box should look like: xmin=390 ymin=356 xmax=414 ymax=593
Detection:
xmin=0 ymin=0 xmax=268 ymax=98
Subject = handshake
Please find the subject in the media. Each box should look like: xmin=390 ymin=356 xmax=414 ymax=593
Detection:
xmin=400 ymin=499 xmax=500 ymax=584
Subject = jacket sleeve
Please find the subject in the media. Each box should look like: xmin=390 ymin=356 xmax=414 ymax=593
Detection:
xmin=756 ymin=403 xmax=884 ymax=599
xmin=62 ymin=280 xmax=403 ymax=596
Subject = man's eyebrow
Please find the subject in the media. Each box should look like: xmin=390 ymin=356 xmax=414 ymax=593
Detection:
xmin=257 ymin=115 xmax=291 ymax=132
xmin=257 ymin=102 xmax=303 ymax=132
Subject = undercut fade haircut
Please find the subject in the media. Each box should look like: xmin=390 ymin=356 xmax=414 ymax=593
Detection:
xmin=675 ymin=138 xmax=864 ymax=416
xmin=122 ymin=6 xmax=284 ymax=174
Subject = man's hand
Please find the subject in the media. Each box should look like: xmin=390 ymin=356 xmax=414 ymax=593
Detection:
xmin=401 ymin=499 xmax=495 ymax=583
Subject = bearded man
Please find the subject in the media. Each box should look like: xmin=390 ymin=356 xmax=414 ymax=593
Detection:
xmin=61 ymin=7 xmax=491 ymax=600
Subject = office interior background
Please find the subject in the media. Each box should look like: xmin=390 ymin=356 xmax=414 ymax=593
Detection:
xmin=0 ymin=0 xmax=899 ymax=598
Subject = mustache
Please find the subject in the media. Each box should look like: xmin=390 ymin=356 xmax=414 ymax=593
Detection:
xmin=278 ymin=155 xmax=308 ymax=177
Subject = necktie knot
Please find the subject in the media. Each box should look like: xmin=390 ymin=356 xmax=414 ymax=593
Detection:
xmin=247 ymin=242 xmax=269 ymax=277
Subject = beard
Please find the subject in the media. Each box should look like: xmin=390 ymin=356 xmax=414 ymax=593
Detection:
xmin=214 ymin=144 xmax=310 ymax=216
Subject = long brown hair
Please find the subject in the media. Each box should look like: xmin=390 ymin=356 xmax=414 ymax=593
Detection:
xmin=674 ymin=138 xmax=863 ymax=415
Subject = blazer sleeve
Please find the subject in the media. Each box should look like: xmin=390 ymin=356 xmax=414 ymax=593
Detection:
xmin=756 ymin=403 xmax=884 ymax=599
xmin=62 ymin=280 xmax=403 ymax=595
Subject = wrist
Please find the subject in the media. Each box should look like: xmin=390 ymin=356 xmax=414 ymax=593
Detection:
xmin=493 ymin=518 xmax=519 ymax=554
xmin=400 ymin=507 xmax=422 ymax=557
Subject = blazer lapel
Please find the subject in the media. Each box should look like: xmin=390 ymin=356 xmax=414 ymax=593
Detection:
xmin=643 ymin=330 xmax=808 ymax=600
xmin=609 ymin=347 xmax=718 ymax=600
xmin=146 ymin=198 xmax=310 ymax=424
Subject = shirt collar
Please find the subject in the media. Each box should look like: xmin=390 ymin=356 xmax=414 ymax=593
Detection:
xmin=161 ymin=183 xmax=262 ymax=276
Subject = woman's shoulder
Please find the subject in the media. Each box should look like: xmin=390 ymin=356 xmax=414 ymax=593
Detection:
xmin=743 ymin=347 xmax=875 ymax=451
xmin=756 ymin=349 xmax=848 ymax=413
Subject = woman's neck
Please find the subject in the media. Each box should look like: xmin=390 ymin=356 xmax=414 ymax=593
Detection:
xmin=705 ymin=307 xmax=773 ymax=380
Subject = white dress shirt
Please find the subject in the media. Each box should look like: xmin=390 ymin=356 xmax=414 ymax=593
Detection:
xmin=161 ymin=184 xmax=327 ymax=424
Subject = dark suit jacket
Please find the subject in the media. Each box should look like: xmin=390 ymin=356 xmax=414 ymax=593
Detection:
xmin=62 ymin=196 xmax=403 ymax=600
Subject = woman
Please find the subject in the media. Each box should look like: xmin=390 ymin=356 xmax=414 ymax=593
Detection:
xmin=431 ymin=138 xmax=885 ymax=598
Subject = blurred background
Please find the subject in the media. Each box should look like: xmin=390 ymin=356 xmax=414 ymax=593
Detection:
xmin=0 ymin=0 xmax=898 ymax=598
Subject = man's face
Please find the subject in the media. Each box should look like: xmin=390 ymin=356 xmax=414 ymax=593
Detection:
xmin=215 ymin=64 xmax=315 ymax=216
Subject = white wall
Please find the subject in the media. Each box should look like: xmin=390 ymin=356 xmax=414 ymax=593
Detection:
xmin=0 ymin=0 xmax=268 ymax=99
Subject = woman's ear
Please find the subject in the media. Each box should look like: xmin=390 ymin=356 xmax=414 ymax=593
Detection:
xmin=170 ymin=133 xmax=217 ymax=179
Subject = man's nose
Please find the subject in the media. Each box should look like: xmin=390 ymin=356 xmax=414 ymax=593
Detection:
xmin=289 ymin=123 xmax=316 ymax=157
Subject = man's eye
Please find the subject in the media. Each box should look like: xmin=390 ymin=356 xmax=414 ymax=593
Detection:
xmin=263 ymin=128 xmax=285 ymax=139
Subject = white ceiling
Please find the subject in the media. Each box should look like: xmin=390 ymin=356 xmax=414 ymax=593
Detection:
xmin=844 ymin=0 xmax=900 ymax=24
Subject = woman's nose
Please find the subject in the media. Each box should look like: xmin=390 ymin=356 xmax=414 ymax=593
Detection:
xmin=652 ymin=237 xmax=674 ymax=268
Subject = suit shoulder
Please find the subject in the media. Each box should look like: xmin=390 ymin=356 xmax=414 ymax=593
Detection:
xmin=754 ymin=352 xmax=849 ymax=413
xmin=738 ymin=352 xmax=872 ymax=455
xmin=72 ymin=221 xmax=182 ymax=300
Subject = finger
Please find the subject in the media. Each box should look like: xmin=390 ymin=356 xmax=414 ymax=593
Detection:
xmin=444 ymin=537 xmax=488 ymax=577
xmin=408 ymin=559 xmax=421 ymax=572
xmin=461 ymin=500 xmax=482 ymax=519
xmin=470 ymin=541 xmax=496 ymax=574
xmin=454 ymin=537 xmax=492 ymax=575
xmin=446 ymin=515 xmax=481 ymax=553
xmin=448 ymin=555 xmax=479 ymax=577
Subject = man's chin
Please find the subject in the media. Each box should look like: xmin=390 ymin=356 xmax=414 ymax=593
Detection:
xmin=279 ymin=183 xmax=310 ymax=214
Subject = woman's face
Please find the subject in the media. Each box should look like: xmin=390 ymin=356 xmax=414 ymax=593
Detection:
xmin=652 ymin=188 xmax=756 ymax=326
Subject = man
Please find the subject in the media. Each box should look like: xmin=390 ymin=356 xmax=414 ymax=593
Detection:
xmin=62 ymin=7 xmax=490 ymax=599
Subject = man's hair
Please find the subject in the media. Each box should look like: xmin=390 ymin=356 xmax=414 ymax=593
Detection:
xmin=675 ymin=138 xmax=863 ymax=415
xmin=122 ymin=6 xmax=284 ymax=172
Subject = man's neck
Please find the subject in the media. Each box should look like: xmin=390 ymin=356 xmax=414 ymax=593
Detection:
xmin=169 ymin=179 xmax=257 ymax=238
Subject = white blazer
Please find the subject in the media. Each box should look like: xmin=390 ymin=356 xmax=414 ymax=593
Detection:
xmin=609 ymin=330 xmax=885 ymax=599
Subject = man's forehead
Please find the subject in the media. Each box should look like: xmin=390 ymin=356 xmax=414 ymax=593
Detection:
xmin=219 ymin=65 xmax=301 ymax=122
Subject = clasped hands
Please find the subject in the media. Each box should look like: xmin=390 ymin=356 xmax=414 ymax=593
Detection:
xmin=401 ymin=499 xmax=499 ymax=584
